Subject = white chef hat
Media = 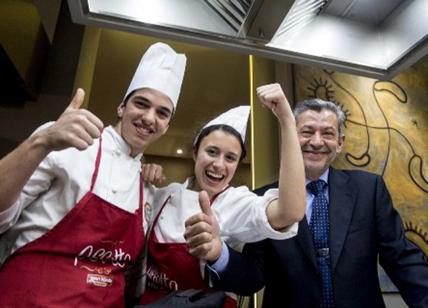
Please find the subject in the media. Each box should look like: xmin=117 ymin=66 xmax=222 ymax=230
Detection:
xmin=196 ymin=105 xmax=250 ymax=144
xmin=124 ymin=42 xmax=187 ymax=111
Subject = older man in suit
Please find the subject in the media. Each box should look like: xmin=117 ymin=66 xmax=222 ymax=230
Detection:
xmin=185 ymin=98 xmax=428 ymax=308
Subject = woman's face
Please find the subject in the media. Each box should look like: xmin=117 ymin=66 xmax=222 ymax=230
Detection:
xmin=194 ymin=130 xmax=242 ymax=197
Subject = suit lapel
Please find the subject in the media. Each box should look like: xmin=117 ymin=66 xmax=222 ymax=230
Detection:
xmin=328 ymin=168 xmax=356 ymax=271
xmin=296 ymin=218 xmax=318 ymax=269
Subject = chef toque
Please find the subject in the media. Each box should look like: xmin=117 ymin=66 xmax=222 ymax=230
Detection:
xmin=198 ymin=105 xmax=250 ymax=144
xmin=124 ymin=42 xmax=187 ymax=111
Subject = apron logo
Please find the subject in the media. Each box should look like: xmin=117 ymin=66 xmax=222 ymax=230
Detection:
xmin=146 ymin=265 xmax=178 ymax=291
xmin=144 ymin=202 xmax=153 ymax=223
xmin=86 ymin=274 xmax=113 ymax=287
xmin=74 ymin=244 xmax=132 ymax=268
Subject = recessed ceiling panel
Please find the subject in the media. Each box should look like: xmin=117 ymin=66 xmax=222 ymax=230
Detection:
xmin=324 ymin=0 xmax=404 ymax=25
xmin=87 ymin=0 xmax=236 ymax=36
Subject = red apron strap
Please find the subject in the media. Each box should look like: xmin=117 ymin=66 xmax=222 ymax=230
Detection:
xmin=89 ymin=131 xmax=103 ymax=192
xmin=138 ymin=173 xmax=144 ymax=222
xmin=210 ymin=185 xmax=230 ymax=204
xmin=151 ymin=195 xmax=171 ymax=228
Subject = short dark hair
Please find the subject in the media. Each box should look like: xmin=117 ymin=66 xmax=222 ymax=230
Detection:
xmin=293 ymin=98 xmax=346 ymax=137
xmin=193 ymin=124 xmax=247 ymax=161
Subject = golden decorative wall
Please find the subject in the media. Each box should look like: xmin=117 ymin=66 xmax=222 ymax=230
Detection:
xmin=294 ymin=58 xmax=428 ymax=257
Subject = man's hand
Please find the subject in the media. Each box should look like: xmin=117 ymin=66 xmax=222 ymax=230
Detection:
xmin=141 ymin=163 xmax=166 ymax=186
xmin=41 ymin=88 xmax=104 ymax=152
xmin=184 ymin=191 xmax=223 ymax=262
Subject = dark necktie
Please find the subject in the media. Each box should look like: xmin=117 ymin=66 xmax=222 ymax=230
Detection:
xmin=307 ymin=180 xmax=334 ymax=308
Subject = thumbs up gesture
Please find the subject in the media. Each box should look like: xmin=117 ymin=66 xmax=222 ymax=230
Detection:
xmin=184 ymin=191 xmax=223 ymax=262
xmin=42 ymin=88 xmax=104 ymax=152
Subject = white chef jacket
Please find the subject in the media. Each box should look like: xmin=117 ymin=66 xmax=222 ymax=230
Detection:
xmin=0 ymin=124 xmax=160 ymax=265
xmin=152 ymin=178 xmax=298 ymax=249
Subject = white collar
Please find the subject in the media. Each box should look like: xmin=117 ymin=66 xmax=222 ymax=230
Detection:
xmin=105 ymin=126 xmax=143 ymax=161
xmin=305 ymin=169 xmax=329 ymax=185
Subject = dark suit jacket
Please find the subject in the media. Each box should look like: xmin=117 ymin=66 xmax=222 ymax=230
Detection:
xmin=212 ymin=168 xmax=428 ymax=308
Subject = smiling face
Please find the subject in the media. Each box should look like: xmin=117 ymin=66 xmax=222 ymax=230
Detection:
xmin=193 ymin=129 xmax=242 ymax=197
xmin=115 ymin=88 xmax=173 ymax=157
xmin=296 ymin=109 xmax=345 ymax=180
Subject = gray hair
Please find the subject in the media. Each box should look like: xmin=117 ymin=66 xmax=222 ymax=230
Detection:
xmin=293 ymin=98 xmax=346 ymax=137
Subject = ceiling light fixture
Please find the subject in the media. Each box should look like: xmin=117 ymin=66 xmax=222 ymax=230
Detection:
xmin=68 ymin=0 xmax=428 ymax=79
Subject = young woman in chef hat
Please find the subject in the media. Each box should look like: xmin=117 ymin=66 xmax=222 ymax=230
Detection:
xmin=139 ymin=83 xmax=306 ymax=307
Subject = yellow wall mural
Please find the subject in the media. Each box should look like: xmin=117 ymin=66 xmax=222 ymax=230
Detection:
xmin=294 ymin=59 xmax=428 ymax=260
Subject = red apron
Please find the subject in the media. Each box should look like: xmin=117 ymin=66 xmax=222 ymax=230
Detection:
xmin=0 ymin=133 xmax=145 ymax=307
xmin=140 ymin=191 xmax=236 ymax=308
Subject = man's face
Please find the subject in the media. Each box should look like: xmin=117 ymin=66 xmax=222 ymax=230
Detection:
xmin=296 ymin=109 xmax=344 ymax=180
xmin=115 ymin=88 xmax=173 ymax=157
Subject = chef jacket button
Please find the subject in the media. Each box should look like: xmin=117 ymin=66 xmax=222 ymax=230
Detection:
xmin=160 ymin=215 xmax=164 ymax=220
xmin=112 ymin=189 xmax=117 ymax=194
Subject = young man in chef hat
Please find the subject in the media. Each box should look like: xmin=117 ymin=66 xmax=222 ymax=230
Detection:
xmin=0 ymin=42 xmax=186 ymax=307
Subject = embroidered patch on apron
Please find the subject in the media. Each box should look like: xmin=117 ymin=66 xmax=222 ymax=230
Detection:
xmin=86 ymin=274 xmax=113 ymax=287
xmin=144 ymin=202 xmax=153 ymax=224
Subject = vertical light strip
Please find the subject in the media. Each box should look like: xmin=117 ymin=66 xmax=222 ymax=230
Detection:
xmin=249 ymin=54 xmax=255 ymax=191
xmin=249 ymin=54 xmax=259 ymax=308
